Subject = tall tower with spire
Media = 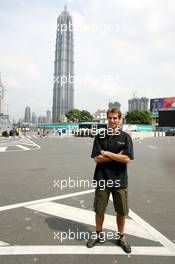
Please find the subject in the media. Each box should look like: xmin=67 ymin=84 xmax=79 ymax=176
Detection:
xmin=52 ymin=4 xmax=74 ymax=123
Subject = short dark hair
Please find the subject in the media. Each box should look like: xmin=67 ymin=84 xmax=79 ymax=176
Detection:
xmin=107 ymin=108 xmax=122 ymax=119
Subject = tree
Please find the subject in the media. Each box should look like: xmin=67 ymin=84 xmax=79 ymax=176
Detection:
xmin=65 ymin=109 xmax=94 ymax=123
xmin=65 ymin=109 xmax=81 ymax=122
xmin=79 ymin=110 xmax=94 ymax=122
xmin=125 ymin=110 xmax=152 ymax=125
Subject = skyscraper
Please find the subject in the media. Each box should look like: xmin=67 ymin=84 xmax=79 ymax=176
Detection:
xmin=128 ymin=97 xmax=149 ymax=111
xmin=108 ymin=101 xmax=121 ymax=109
xmin=0 ymin=73 xmax=5 ymax=114
xmin=32 ymin=112 xmax=37 ymax=124
xmin=46 ymin=110 xmax=51 ymax=123
xmin=24 ymin=106 xmax=31 ymax=123
xmin=52 ymin=5 xmax=74 ymax=123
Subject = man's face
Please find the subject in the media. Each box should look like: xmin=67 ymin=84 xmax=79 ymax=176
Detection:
xmin=107 ymin=112 xmax=121 ymax=130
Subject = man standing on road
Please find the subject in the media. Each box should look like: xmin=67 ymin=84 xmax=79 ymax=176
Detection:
xmin=86 ymin=108 xmax=134 ymax=253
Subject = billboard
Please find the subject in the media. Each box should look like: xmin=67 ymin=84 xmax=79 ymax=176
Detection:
xmin=159 ymin=110 xmax=175 ymax=127
xmin=150 ymin=97 xmax=175 ymax=114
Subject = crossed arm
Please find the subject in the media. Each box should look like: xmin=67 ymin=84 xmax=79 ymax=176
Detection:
xmin=93 ymin=150 xmax=130 ymax=164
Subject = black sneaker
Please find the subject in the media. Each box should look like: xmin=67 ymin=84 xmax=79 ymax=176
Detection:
xmin=117 ymin=235 xmax=131 ymax=254
xmin=86 ymin=232 xmax=105 ymax=248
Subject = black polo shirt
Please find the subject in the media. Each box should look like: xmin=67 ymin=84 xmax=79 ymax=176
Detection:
xmin=91 ymin=130 xmax=134 ymax=188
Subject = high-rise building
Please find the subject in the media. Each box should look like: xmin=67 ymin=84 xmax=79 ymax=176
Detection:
xmin=32 ymin=112 xmax=37 ymax=124
xmin=108 ymin=101 xmax=121 ymax=109
xmin=0 ymin=73 xmax=5 ymax=114
xmin=128 ymin=97 xmax=149 ymax=111
xmin=24 ymin=106 xmax=31 ymax=123
xmin=52 ymin=5 xmax=74 ymax=123
xmin=0 ymin=73 xmax=9 ymax=128
xmin=38 ymin=116 xmax=47 ymax=124
xmin=46 ymin=110 xmax=51 ymax=123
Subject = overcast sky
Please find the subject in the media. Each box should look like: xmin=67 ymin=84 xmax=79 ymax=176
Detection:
xmin=0 ymin=0 xmax=175 ymax=121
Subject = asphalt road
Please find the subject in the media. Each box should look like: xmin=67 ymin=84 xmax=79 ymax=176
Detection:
xmin=0 ymin=135 xmax=175 ymax=263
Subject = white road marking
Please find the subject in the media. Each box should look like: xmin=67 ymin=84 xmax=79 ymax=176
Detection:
xmin=20 ymin=143 xmax=36 ymax=146
xmin=0 ymin=189 xmax=174 ymax=256
xmin=109 ymin=196 xmax=175 ymax=250
xmin=129 ymin=210 xmax=175 ymax=250
xmin=0 ymin=246 xmax=174 ymax=256
xmin=147 ymin=145 xmax=157 ymax=149
xmin=16 ymin=145 xmax=30 ymax=151
xmin=0 ymin=138 xmax=40 ymax=152
xmin=0 ymin=138 xmax=25 ymax=146
xmin=0 ymin=189 xmax=94 ymax=212
xmin=25 ymin=201 xmax=157 ymax=241
xmin=0 ymin=147 xmax=7 ymax=152
xmin=23 ymin=138 xmax=40 ymax=149
xmin=0 ymin=139 xmax=11 ymax=143
xmin=0 ymin=241 xmax=9 ymax=246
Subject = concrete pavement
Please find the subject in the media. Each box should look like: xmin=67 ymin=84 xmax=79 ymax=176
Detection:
xmin=0 ymin=136 xmax=175 ymax=263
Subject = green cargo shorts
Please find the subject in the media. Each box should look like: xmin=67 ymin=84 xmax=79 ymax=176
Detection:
xmin=93 ymin=187 xmax=129 ymax=216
